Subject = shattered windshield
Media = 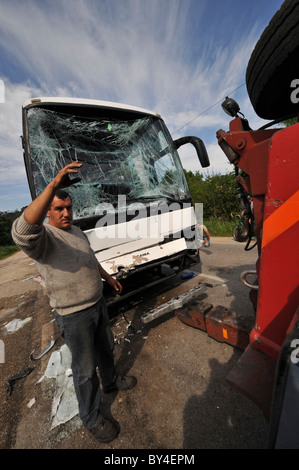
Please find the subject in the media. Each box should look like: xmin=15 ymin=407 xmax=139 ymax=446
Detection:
xmin=25 ymin=107 xmax=190 ymax=220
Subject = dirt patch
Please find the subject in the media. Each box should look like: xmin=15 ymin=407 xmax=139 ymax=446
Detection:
xmin=0 ymin=249 xmax=269 ymax=450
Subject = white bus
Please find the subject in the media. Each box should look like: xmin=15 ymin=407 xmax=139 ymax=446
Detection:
xmin=21 ymin=97 xmax=209 ymax=305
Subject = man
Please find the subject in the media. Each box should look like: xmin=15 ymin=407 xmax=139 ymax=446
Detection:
xmin=12 ymin=161 xmax=137 ymax=443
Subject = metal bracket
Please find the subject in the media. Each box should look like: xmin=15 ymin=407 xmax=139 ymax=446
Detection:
xmin=30 ymin=339 xmax=56 ymax=360
xmin=240 ymin=270 xmax=258 ymax=290
xmin=141 ymin=283 xmax=207 ymax=323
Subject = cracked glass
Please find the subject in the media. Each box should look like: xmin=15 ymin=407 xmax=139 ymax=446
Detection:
xmin=26 ymin=107 xmax=190 ymax=221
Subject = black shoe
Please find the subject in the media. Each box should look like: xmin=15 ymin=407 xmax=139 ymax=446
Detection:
xmin=103 ymin=375 xmax=137 ymax=393
xmin=89 ymin=418 xmax=119 ymax=443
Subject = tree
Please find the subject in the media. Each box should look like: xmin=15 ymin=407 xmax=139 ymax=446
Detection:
xmin=0 ymin=208 xmax=24 ymax=246
xmin=283 ymin=117 xmax=297 ymax=127
xmin=0 ymin=215 xmax=14 ymax=246
xmin=184 ymin=170 xmax=240 ymax=220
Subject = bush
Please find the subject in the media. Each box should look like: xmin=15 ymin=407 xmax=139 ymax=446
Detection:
xmin=203 ymin=217 xmax=235 ymax=237
xmin=184 ymin=170 xmax=241 ymax=220
xmin=0 ymin=215 xmax=15 ymax=245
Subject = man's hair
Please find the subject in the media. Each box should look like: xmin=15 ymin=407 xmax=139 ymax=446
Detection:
xmin=55 ymin=189 xmax=72 ymax=201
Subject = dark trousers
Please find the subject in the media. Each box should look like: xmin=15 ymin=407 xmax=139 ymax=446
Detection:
xmin=54 ymin=296 xmax=116 ymax=429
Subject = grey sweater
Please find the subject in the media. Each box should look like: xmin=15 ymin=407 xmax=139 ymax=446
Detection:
xmin=12 ymin=213 xmax=103 ymax=315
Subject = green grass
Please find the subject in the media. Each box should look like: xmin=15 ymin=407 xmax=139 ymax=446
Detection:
xmin=0 ymin=245 xmax=20 ymax=260
xmin=204 ymin=217 xmax=234 ymax=237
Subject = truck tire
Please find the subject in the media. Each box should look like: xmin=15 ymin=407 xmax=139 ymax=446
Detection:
xmin=246 ymin=0 xmax=299 ymax=120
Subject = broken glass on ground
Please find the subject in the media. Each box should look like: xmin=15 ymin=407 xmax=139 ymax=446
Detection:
xmin=43 ymin=344 xmax=78 ymax=429
xmin=3 ymin=317 xmax=32 ymax=333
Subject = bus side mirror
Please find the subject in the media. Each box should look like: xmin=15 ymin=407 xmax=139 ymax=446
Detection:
xmin=174 ymin=136 xmax=210 ymax=168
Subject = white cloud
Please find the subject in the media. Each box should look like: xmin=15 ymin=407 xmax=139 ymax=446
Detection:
xmin=0 ymin=0 xmax=278 ymax=210
xmin=0 ymin=80 xmax=41 ymax=182
xmin=0 ymin=0 xmax=197 ymax=105
xmin=0 ymin=0 xmax=258 ymax=110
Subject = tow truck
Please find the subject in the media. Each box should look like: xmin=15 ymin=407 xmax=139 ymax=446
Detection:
xmin=146 ymin=0 xmax=299 ymax=449
xmin=216 ymin=0 xmax=299 ymax=448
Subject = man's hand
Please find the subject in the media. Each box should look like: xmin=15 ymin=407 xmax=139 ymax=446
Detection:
xmin=52 ymin=161 xmax=82 ymax=191
xmin=98 ymin=265 xmax=122 ymax=294
xmin=108 ymin=277 xmax=123 ymax=294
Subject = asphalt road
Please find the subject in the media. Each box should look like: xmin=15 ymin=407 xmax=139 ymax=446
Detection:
xmin=0 ymin=237 xmax=270 ymax=451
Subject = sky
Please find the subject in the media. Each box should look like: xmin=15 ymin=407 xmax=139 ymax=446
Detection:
xmin=0 ymin=0 xmax=285 ymax=212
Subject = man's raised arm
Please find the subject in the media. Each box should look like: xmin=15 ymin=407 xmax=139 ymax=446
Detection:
xmin=24 ymin=161 xmax=82 ymax=225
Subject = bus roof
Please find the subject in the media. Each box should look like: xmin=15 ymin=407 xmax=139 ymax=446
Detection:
xmin=22 ymin=97 xmax=160 ymax=117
